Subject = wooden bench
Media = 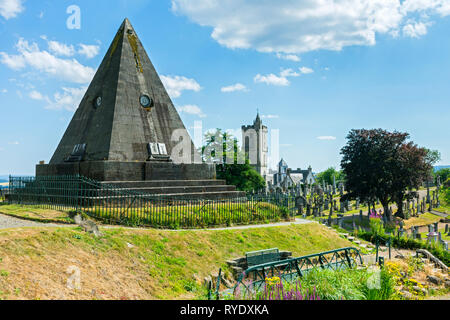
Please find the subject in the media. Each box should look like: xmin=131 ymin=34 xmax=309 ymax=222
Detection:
xmin=246 ymin=248 xmax=280 ymax=268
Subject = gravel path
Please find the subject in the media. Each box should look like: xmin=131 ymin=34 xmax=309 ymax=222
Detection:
xmin=0 ymin=213 xmax=64 ymax=230
xmin=166 ymin=218 xmax=314 ymax=232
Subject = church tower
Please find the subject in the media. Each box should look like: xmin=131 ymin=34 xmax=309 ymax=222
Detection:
xmin=241 ymin=112 xmax=268 ymax=178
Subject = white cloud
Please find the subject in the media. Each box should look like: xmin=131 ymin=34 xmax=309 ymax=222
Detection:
xmin=29 ymin=90 xmax=44 ymax=100
xmin=8 ymin=141 xmax=19 ymax=145
xmin=0 ymin=89 xmax=7 ymax=93
xmin=45 ymin=87 xmax=87 ymax=111
xmin=0 ymin=52 xmax=25 ymax=69
xmin=41 ymin=36 xmax=100 ymax=59
xmin=317 ymin=136 xmax=337 ymax=140
xmin=160 ymin=75 xmax=202 ymax=98
xmin=0 ymin=38 xmax=95 ymax=84
xmin=172 ymin=0 xmax=450 ymax=54
xmin=261 ymin=114 xmax=279 ymax=119
xmin=177 ymin=104 xmax=206 ymax=118
xmin=221 ymin=83 xmax=248 ymax=93
xmin=403 ymin=20 xmax=431 ymax=38
xmin=254 ymin=68 xmax=301 ymax=86
xmin=27 ymin=87 xmax=87 ymax=111
xmin=280 ymin=68 xmax=300 ymax=77
xmin=78 ymin=44 xmax=100 ymax=59
xmin=299 ymin=67 xmax=314 ymax=74
xmin=276 ymin=53 xmax=301 ymax=62
xmin=254 ymin=73 xmax=290 ymax=86
xmin=0 ymin=0 xmax=24 ymax=20
xmin=47 ymin=40 xmax=75 ymax=57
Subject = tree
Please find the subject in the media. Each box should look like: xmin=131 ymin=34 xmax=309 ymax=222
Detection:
xmin=424 ymin=149 xmax=441 ymax=166
xmin=316 ymin=167 xmax=344 ymax=185
xmin=200 ymin=129 xmax=265 ymax=192
xmin=435 ymin=168 xmax=450 ymax=185
xmin=340 ymin=129 xmax=433 ymax=221
xmin=424 ymin=149 xmax=441 ymax=183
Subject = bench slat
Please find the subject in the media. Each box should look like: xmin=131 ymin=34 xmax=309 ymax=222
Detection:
xmin=246 ymin=248 xmax=280 ymax=267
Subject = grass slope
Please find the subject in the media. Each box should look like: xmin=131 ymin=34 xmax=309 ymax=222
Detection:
xmin=0 ymin=204 xmax=73 ymax=224
xmin=0 ymin=223 xmax=352 ymax=300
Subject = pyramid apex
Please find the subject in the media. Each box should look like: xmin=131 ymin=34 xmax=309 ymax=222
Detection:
xmin=120 ymin=18 xmax=134 ymax=30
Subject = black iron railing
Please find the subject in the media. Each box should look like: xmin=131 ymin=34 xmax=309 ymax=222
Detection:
xmin=8 ymin=175 xmax=296 ymax=228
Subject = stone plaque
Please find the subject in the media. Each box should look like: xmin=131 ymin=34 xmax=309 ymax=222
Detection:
xmin=65 ymin=143 xmax=86 ymax=162
xmin=147 ymin=143 xmax=160 ymax=156
xmin=158 ymin=143 xmax=168 ymax=156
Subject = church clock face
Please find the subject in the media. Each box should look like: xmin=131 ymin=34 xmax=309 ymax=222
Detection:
xmin=140 ymin=95 xmax=153 ymax=108
xmin=94 ymin=96 xmax=102 ymax=108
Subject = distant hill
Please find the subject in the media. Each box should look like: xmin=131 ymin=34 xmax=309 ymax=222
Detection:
xmin=434 ymin=165 xmax=450 ymax=172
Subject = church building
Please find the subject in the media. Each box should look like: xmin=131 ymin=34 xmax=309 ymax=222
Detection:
xmin=241 ymin=113 xmax=269 ymax=180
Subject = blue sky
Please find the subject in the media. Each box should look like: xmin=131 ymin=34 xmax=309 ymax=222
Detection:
xmin=0 ymin=0 xmax=449 ymax=175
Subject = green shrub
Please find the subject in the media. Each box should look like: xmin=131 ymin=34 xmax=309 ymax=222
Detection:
xmin=357 ymin=230 xmax=450 ymax=266
xmin=293 ymin=267 xmax=395 ymax=300
xmin=363 ymin=268 xmax=395 ymax=300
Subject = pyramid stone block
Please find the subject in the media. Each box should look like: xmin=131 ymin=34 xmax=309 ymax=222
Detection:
xmin=36 ymin=19 xmax=214 ymax=182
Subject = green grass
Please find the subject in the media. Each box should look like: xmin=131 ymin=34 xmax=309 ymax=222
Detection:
xmin=232 ymin=267 xmax=395 ymax=300
xmin=436 ymin=188 xmax=450 ymax=214
xmin=0 ymin=204 xmax=74 ymax=224
xmin=0 ymin=223 xmax=352 ymax=300
xmin=402 ymin=212 xmax=442 ymax=229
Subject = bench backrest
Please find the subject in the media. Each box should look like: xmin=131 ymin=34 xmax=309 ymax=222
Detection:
xmin=246 ymin=248 xmax=280 ymax=267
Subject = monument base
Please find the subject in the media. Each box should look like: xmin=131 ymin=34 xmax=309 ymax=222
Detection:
xmin=36 ymin=161 xmax=216 ymax=182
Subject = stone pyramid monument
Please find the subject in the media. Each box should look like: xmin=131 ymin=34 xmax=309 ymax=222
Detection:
xmin=37 ymin=19 xmax=243 ymax=198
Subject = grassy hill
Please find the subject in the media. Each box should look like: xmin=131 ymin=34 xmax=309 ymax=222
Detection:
xmin=0 ymin=223 xmax=352 ymax=300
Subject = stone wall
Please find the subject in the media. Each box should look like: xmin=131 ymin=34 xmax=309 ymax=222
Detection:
xmin=36 ymin=161 xmax=216 ymax=181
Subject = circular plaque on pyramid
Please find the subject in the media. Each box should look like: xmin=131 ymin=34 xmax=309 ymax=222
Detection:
xmin=140 ymin=95 xmax=152 ymax=108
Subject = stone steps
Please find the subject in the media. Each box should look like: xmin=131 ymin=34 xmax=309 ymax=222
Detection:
xmin=82 ymin=190 xmax=246 ymax=201
xmin=101 ymin=185 xmax=237 ymax=195
xmin=94 ymin=179 xmax=244 ymax=200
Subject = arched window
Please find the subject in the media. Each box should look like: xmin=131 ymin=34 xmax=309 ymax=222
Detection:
xmin=245 ymin=136 xmax=250 ymax=155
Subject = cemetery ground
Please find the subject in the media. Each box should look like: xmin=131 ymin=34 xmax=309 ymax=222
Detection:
xmin=0 ymin=188 xmax=448 ymax=300
xmin=0 ymin=207 xmax=448 ymax=300
xmin=303 ymin=187 xmax=447 ymax=230
xmin=0 ymin=222 xmax=352 ymax=300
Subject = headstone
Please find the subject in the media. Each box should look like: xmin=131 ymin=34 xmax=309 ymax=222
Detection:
xmin=332 ymin=175 xmax=336 ymax=195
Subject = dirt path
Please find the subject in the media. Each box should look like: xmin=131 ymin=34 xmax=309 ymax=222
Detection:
xmin=0 ymin=213 xmax=64 ymax=229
